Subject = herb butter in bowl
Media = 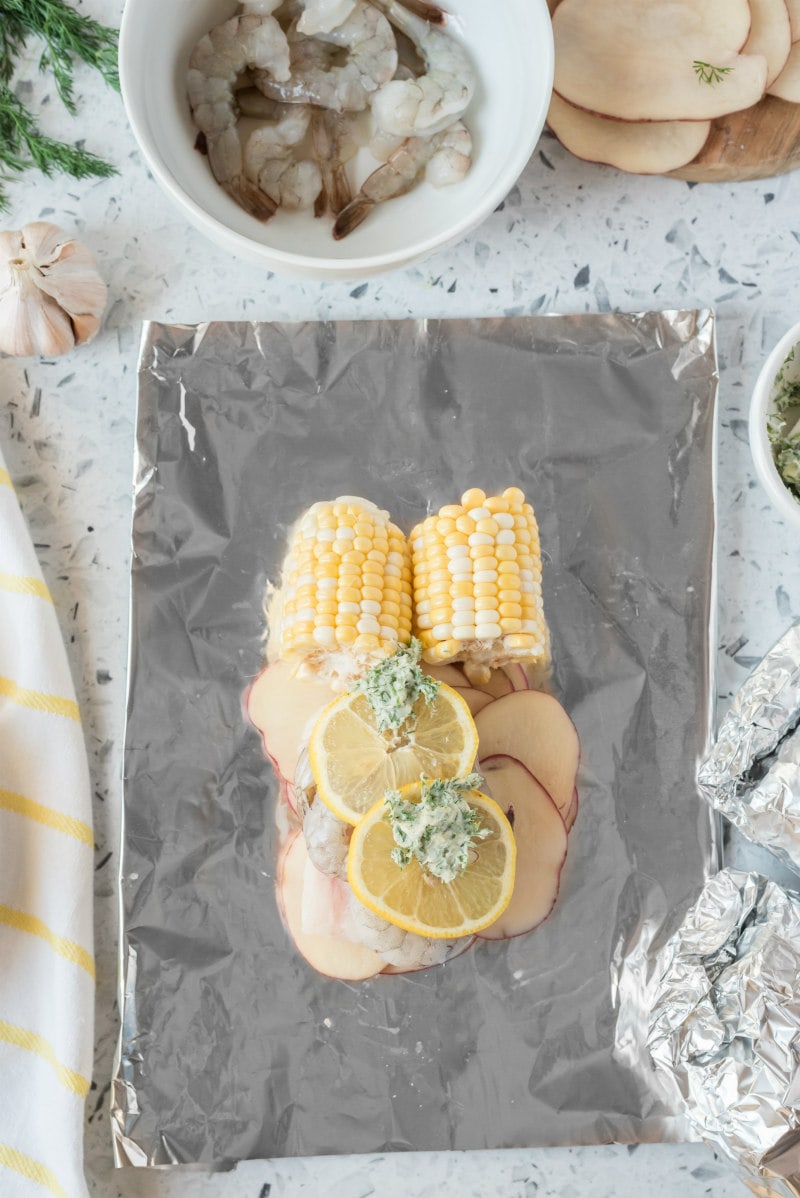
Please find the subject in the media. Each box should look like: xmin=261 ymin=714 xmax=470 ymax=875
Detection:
xmin=749 ymin=322 xmax=800 ymax=530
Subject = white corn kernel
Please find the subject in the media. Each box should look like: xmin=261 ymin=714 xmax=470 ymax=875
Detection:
xmin=475 ymin=622 xmax=502 ymax=639
xmin=496 ymin=529 xmax=515 ymax=544
xmin=451 ymin=572 xmax=472 ymax=583
xmin=298 ymin=572 xmax=315 ymax=586
xmin=385 ymin=564 xmax=401 ymax=577
xmin=468 ymin=507 xmax=491 ymax=521
xmin=317 ymin=528 xmax=336 ymax=542
xmin=335 ymin=526 xmax=355 ymax=541
xmin=357 ymin=615 xmax=380 ymax=635
xmin=298 ymin=607 xmax=316 ymax=622
xmin=432 ymin=623 xmax=453 ymax=640
xmin=416 ymin=614 xmax=432 ymax=629
xmin=361 ymin=599 xmax=381 ymax=615
xmin=475 ymin=570 xmax=498 ymax=583
xmin=447 ymin=559 xmax=471 ymax=574
xmin=495 ymin=512 xmax=515 ymax=529
xmin=381 ymin=625 xmax=399 ymax=641
xmin=339 ymin=601 xmax=360 ymax=614
xmin=519 ymin=569 xmax=534 ymax=583
xmin=452 ymin=624 xmax=477 ymax=641
xmin=521 ymin=620 xmax=539 ymax=633
xmin=416 ymin=599 xmax=431 ymax=614
xmin=447 ymin=543 xmax=470 ymax=559
xmin=313 ymin=625 xmax=336 ymax=646
xmin=468 ymin=532 xmax=493 ymax=547
xmin=388 ymin=551 xmax=405 ymax=565
xmin=453 ymin=596 xmax=475 ymax=612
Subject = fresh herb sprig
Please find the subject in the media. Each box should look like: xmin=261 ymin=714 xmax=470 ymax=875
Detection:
xmin=693 ymin=60 xmax=733 ymax=86
xmin=387 ymin=774 xmax=488 ymax=884
xmin=0 ymin=0 xmax=119 ymax=212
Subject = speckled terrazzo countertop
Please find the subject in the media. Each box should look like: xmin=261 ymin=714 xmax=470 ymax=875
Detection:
xmin=1 ymin=2 xmax=799 ymax=1196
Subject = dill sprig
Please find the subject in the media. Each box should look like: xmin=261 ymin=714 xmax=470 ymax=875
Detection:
xmin=693 ymin=60 xmax=733 ymax=85
xmin=0 ymin=0 xmax=118 ymax=212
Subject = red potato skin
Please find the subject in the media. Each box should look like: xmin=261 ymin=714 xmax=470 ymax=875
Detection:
xmin=564 ymin=787 xmax=579 ymax=832
xmin=477 ymin=754 xmax=567 ymax=939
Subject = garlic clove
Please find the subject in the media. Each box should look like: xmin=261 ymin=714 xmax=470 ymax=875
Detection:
xmin=0 ymin=221 xmax=107 ymax=358
xmin=0 ymin=276 xmax=75 ymax=358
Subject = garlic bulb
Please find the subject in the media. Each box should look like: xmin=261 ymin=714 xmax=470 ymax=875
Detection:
xmin=0 ymin=222 xmax=107 ymax=358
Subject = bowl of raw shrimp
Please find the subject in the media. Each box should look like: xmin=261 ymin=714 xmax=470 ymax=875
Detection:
xmin=119 ymin=0 xmax=554 ymax=278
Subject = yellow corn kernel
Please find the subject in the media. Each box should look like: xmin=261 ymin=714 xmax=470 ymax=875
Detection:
xmin=335 ymin=611 xmax=359 ymax=627
xmin=317 ymin=599 xmax=338 ymax=615
xmin=504 ymin=633 xmax=536 ymax=650
xmin=500 ymin=617 xmax=523 ymax=634
xmin=474 ymin=581 xmax=497 ymax=598
xmin=475 ymin=596 xmax=498 ymax=611
xmin=503 ymin=487 xmax=525 ymax=505
xmin=336 ymin=625 xmax=358 ymax=645
xmin=496 ymin=545 xmax=517 ymax=561
xmin=354 ymin=633 xmax=381 ymax=652
xmin=476 ymin=517 xmax=499 ymax=536
xmin=461 ymin=488 xmax=486 ymax=509
xmin=485 ymin=495 xmax=510 ymax=514
xmin=499 ymin=602 xmax=522 ymax=618
xmin=456 ymin=514 xmax=476 ymax=535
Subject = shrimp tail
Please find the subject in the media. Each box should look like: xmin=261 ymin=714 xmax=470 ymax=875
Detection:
xmin=228 ymin=175 xmax=279 ymax=221
xmin=314 ymin=188 xmax=328 ymax=218
xmin=329 ymin=165 xmax=353 ymax=215
xmin=395 ymin=0 xmax=445 ymax=23
xmin=332 ymin=194 xmax=375 ymax=238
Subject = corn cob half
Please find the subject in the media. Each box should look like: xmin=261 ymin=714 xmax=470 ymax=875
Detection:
xmin=272 ymin=496 xmax=413 ymax=683
xmin=410 ymin=487 xmax=549 ymax=685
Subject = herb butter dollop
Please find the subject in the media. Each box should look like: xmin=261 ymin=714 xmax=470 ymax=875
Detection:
xmin=386 ymin=774 xmax=488 ymax=884
xmin=353 ymin=637 xmax=439 ymax=733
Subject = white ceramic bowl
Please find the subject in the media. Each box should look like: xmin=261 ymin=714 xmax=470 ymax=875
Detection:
xmin=119 ymin=0 xmax=553 ymax=279
xmin=749 ymin=320 xmax=800 ymax=530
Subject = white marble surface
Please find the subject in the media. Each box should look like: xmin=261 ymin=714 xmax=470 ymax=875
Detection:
xmin=1 ymin=2 xmax=799 ymax=1196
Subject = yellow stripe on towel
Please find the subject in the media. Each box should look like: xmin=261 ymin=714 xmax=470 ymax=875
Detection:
xmin=0 ymin=788 xmax=93 ymax=847
xmin=0 ymin=1022 xmax=90 ymax=1098
xmin=0 ymin=676 xmax=79 ymax=722
xmin=0 ymin=1142 xmax=68 ymax=1198
xmin=0 ymin=572 xmax=53 ymax=604
xmin=0 ymin=468 xmax=11 ymax=489
xmin=0 ymin=906 xmax=95 ymax=979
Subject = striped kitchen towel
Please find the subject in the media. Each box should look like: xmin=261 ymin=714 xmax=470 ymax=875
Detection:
xmin=0 ymin=447 xmax=94 ymax=1198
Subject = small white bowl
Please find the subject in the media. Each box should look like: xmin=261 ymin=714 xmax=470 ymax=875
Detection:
xmin=119 ymin=0 xmax=553 ymax=279
xmin=749 ymin=320 xmax=800 ymax=530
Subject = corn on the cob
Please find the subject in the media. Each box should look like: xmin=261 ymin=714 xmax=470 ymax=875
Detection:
xmin=410 ymin=487 xmax=549 ymax=685
xmin=272 ymin=496 xmax=413 ymax=682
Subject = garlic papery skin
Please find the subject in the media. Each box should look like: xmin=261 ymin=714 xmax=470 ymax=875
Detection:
xmin=0 ymin=222 xmax=108 ymax=358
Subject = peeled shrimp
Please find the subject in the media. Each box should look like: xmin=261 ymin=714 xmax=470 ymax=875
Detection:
xmin=311 ymin=109 xmax=361 ymax=214
xmin=254 ymin=0 xmax=398 ymax=112
xmin=244 ymin=100 xmax=323 ymax=210
xmin=342 ymin=889 xmax=468 ymax=969
xmin=369 ymin=0 xmax=475 ymax=136
xmin=333 ymin=119 xmax=471 ymax=237
xmin=297 ymin=0 xmax=357 ymax=34
xmin=188 ymin=13 xmax=291 ymax=219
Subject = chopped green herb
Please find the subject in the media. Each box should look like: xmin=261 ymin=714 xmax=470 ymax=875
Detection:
xmin=768 ymin=343 xmax=800 ymax=506
xmin=386 ymin=773 xmax=488 ymax=884
xmin=353 ymin=637 xmax=439 ymax=733
xmin=693 ymin=60 xmax=733 ymax=85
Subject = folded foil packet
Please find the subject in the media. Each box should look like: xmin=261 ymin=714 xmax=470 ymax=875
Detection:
xmin=647 ymin=869 xmax=800 ymax=1198
xmin=698 ymin=624 xmax=800 ymax=875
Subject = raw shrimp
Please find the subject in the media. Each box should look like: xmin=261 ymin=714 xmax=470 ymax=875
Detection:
xmin=254 ymin=0 xmax=398 ymax=112
xmin=333 ymin=119 xmax=471 ymax=237
xmin=244 ymin=99 xmax=323 ymax=210
xmin=297 ymin=0 xmax=357 ymax=35
xmin=342 ymin=888 xmax=469 ymax=969
xmin=295 ymin=749 xmax=350 ymax=876
xmin=311 ymin=109 xmax=361 ymax=214
xmin=188 ymin=13 xmax=291 ymax=219
xmin=369 ymin=0 xmax=475 ymax=136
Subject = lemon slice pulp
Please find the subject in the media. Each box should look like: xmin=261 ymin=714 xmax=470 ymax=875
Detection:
xmin=308 ymin=683 xmax=478 ymax=826
xmin=347 ymin=781 xmax=516 ymax=939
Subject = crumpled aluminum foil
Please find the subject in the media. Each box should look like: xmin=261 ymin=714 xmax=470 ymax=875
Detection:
xmin=647 ymin=869 xmax=800 ymax=1198
xmin=114 ymin=313 xmax=720 ymax=1166
xmin=698 ymin=624 xmax=800 ymax=874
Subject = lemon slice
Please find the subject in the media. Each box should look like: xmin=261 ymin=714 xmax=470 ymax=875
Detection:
xmin=347 ymin=782 xmax=516 ymax=939
xmin=308 ymin=683 xmax=478 ymax=826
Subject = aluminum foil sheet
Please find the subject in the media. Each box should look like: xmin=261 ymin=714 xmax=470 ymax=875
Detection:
xmin=647 ymin=868 xmax=800 ymax=1198
xmin=698 ymin=624 xmax=800 ymax=875
xmin=114 ymin=313 xmax=720 ymax=1167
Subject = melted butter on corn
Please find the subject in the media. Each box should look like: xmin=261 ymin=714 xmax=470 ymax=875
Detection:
xmin=274 ymin=496 xmax=413 ymax=681
xmin=410 ymin=487 xmax=549 ymax=685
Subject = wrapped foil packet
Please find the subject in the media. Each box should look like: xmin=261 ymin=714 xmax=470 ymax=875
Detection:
xmin=647 ymin=869 xmax=800 ymax=1198
xmin=698 ymin=624 xmax=800 ymax=874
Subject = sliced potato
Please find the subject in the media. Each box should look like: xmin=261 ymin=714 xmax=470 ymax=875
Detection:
xmin=247 ymin=659 xmax=337 ymax=783
xmin=769 ymin=41 xmax=800 ymax=101
xmin=743 ymin=0 xmax=792 ymax=87
xmin=552 ymin=0 xmax=767 ymax=122
xmin=475 ymin=690 xmax=579 ymax=821
xmin=477 ymin=756 xmax=567 ymax=940
xmin=548 ymin=94 xmax=711 ymax=174
xmin=786 ymin=0 xmax=800 ymax=41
